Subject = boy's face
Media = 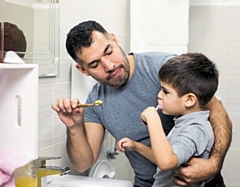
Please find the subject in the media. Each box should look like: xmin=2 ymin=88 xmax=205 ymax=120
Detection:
xmin=157 ymin=82 xmax=186 ymax=116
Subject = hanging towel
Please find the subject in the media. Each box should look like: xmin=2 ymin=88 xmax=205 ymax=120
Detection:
xmin=130 ymin=0 xmax=189 ymax=54
xmin=0 ymin=150 xmax=29 ymax=187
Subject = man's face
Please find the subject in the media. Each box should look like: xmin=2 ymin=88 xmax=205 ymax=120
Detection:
xmin=76 ymin=31 xmax=130 ymax=88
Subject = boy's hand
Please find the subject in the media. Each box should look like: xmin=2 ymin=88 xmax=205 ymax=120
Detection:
xmin=118 ymin=137 xmax=136 ymax=152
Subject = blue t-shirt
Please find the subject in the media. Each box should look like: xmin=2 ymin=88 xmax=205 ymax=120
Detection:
xmin=84 ymin=51 xmax=176 ymax=186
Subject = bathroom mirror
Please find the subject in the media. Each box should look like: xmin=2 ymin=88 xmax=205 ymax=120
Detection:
xmin=0 ymin=0 xmax=59 ymax=77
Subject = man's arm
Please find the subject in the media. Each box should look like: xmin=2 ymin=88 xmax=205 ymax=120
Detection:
xmin=67 ymin=122 xmax=105 ymax=172
xmin=174 ymin=96 xmax=232 ymax=185
xmin=52 ymin=98 xmax=105 ymax=172
xmin=206 ymin=96 xmax=232 ymax=170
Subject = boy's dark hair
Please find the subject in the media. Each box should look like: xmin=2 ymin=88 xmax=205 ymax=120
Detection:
xmin=159 ymin=53 xmax=219 ymax=107
xmin=66 ymin=20 xmax=109 ymax=65
xmin=0 ymin=22 xmax=27 ymax=61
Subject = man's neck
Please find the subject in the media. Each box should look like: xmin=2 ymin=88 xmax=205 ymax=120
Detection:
xmin=127 ymin=55 xmax=135 ymax=82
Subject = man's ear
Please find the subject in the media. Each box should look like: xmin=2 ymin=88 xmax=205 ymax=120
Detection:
xmin=185 ymin=93 xmax=197 ymax=107
xmin=110 ymin=33 xmax=119 ymax=45
xmin=76 ymin=64 xmax=90 ymax=76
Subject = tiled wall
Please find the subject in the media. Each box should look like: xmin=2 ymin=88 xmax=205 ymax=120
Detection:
xmin=38 ymin=0 xmax=134 ymax=181
xmin=189 ymin=4 xmax=240 ymax=187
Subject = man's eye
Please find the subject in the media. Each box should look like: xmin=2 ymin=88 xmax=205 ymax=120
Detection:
xmin=106 ymin=50 xmax=113 ymax=55
xmin=90 ymin=61 xmax=99 ymax=68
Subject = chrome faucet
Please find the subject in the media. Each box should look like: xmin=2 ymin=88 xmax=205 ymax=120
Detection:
xmin=33 ymin=156 xmax=70 ymax=187
xmin=107 ymin=139 xmax=119 ymax=159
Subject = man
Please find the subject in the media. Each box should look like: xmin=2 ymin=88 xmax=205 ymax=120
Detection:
xmin=52 ymin=20 xmax=232 ymax=187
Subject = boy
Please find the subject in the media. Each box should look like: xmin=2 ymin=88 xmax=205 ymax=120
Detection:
xmin=118 ymin=53 xmax=218 ymax=187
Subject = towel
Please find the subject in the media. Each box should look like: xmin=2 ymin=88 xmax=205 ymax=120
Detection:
xmin=0 ymin=150 xmax=29 ymax=187
xmin=130 ymin=0 xmax=189 ymax=54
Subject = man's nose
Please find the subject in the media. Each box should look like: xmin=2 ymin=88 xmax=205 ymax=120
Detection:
xmin=101 ymin=57 xmax=115 ymax=72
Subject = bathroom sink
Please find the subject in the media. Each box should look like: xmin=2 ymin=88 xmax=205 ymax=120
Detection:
xmin=45 ymin=174 xmax=132 ymax=187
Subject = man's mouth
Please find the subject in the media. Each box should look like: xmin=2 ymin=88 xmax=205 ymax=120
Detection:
xmin=107 ymin=67 xmax=122 ymax=80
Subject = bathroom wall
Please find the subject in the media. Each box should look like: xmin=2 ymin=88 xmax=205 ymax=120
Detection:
xmin=37 ymin=0 xmax=240 ymax=185
xmin=189 ymin=1 xmax=240 ymax=187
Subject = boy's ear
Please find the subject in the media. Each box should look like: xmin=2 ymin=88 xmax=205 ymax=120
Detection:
xmin=76 ymin=64 xmax=90 ymax=76
xmin=185 ymin=93 xmax=197 ymax=107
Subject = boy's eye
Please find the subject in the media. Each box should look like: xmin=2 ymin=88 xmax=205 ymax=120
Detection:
xmin=163 ymin=89 xmax=169 ymax=94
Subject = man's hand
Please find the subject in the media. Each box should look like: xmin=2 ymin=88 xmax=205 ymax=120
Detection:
xmin=173 ymin=157 xmax=216 ymax=186
xmin=51 ymin=98 xmax=84 ymax=128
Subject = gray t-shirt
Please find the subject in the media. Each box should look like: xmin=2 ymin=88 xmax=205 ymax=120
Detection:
xmin=153 ymin=111 xmax=214 ymax=187
xmin=84 ymin=51 xmax=176 ymax=186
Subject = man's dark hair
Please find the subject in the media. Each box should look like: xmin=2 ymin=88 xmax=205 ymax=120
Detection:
xmin=0 ymin=22 xmax=27 ymax=61
xmin=159 ymin=53 xmax=219 ymax=107
xmin=65 ymin=20 xmax=109 ymax=64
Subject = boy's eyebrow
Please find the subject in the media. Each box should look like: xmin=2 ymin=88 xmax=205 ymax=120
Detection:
xmin=161 ymin=85 xmax=169 ymax=92
xmin=160 ymin=85 xmax=165 ymax=89
xmin=87 ymin=44 xmax=111 ymax=67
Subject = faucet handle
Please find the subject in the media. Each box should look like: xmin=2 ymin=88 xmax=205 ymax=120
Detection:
xmin=33 ymin=156 xmax=61 ymax=167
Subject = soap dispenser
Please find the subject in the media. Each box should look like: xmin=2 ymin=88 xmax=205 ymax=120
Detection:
xmin=14 ymin=160 xmax=37 ymax=187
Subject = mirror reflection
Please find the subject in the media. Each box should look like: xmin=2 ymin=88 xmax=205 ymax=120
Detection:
xmin=0 ymin=0 xmax=59 ymax=77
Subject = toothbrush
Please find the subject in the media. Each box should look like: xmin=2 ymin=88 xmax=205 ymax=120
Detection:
xmin=76 ymin=100 xmax=102 ymax=108
xmin=155 ymin=105 xmax=160 ymax=110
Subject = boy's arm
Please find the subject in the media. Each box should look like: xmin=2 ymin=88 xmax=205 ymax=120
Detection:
xmin=134 ymin=141 xmax=156 ymax=163
xmin=141 ymin=107 xmax=178 ymax=170
xmin=118 ymin=137 xmax=156 ymax=163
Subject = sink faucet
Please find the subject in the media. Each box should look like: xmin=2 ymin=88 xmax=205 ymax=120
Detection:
xmin=33 ymin=156 xmax=70 ymax=187
xmin=107 ymin=139 xmax=119 ymax=159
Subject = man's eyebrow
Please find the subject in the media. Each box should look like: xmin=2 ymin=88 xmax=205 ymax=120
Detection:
xmin=87 ymin=44 xmax=111 ymax=67
xmin=104 ymin=44 xmax=111 ymax=54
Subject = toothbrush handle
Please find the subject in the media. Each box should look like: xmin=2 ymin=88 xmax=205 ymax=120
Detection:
xmin=155 ymin=105 xmax=160 ymax=110
xmin=76 ymin=104 xmax=94 ymax=108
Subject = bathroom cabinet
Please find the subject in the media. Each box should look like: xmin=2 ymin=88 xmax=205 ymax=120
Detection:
xmin=0 ymin=63 xmax=38 ymax=161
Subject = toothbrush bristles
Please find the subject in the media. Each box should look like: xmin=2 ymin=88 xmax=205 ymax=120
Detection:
xmin=94 ymin=100 xmax=103 ymax=106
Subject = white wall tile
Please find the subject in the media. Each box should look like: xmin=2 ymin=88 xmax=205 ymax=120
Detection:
xmin=54 ymin=60 xmax=72 ymax=84
xmin=38 ymin=145 xmax=54 ymax=157
xmin=60 ymin=0 xmax=102 ymax=26
xmin=189 ymin=5 xmax=240 ymax=186
xmin=222 ymin=148 xmax=240 ymax=185
xmin=38 ymin=84 xmax=54 ymax=150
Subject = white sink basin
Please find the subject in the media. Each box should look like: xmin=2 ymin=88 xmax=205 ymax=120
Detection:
xmin=45 ymin=174 xmax=133 ymax=187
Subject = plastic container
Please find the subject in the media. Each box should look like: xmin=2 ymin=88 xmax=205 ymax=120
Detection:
xmin=14 ymin=161 xmax=37 ymax=187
